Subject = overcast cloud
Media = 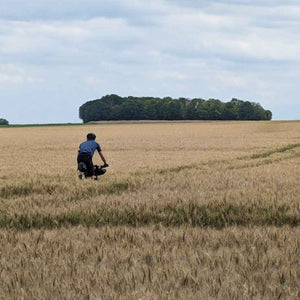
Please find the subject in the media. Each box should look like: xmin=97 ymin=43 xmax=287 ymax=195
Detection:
xmin=0 ymin=0 xmax=299 ymax=123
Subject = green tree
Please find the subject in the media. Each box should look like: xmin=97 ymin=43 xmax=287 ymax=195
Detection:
xmin=144 ymin=99 xmax=159 ymax=119
xmin=222 ymin=102 xmax=239 ymax=120
xmin=79 ymin=95 xmax=272 ymax=122
xmin=0 ymin=118 xmax=9 ymax=125
xmin=239 ymin=101 xmax=254 ymax=120
xmin=164 ymin=100 xmax=183 ymax=120
xmin=264 ymin=110 xmax=272 ymax=120
xmin=186 ymin=99 xmax=205 ymax=119
xmin=119 ymin=100 xmax=145 ymax=120
xmin=201 ymin=99 xmax=224 ymax=120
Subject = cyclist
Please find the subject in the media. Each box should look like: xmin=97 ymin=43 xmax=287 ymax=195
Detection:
xmin=77 ymin=132 xmax=108 ymax=180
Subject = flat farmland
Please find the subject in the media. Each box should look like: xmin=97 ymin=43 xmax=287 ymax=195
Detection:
xmin=0 ymin=121 xmax=300 ymax=299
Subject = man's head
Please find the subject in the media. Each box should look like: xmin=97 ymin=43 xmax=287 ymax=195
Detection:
xmin=87 ymin=132 xmax=96 ymax=140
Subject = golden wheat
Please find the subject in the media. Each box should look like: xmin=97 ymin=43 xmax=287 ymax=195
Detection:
xmin=0 ymin=121 xmax=300 ymax=299
xmin=0 ymin=226 xmax=299 ymax=299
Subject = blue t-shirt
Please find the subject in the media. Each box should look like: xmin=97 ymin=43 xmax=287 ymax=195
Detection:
xmin=79 ymin=140 xmax=101 ymax=157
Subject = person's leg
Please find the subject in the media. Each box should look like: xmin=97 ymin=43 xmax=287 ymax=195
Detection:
xmin=77 ymin=153 xmax=97 ymax=180
xmin=77 ymin=154 xmax=85 ymax=179
xmin=87 ymin=159 xmax=97 ymax=180
xmin=82 ymin=155 xmax=96 ymax=179
xmin=77 ymin=153 xmax=91 ymax=179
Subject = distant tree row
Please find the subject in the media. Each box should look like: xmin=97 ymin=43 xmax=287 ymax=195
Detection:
xmin=79 ymin=94 xmax=272 ymax=123
xmin=0 ymin=118 xmax=9 ymax=125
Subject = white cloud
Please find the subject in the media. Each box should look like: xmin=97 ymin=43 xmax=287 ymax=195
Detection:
xmin=85 ymin=76 xmax=105 ymax=86
xmin=0 ymin=0 xmax=300 ymax=122
xmin=0 ymin=73 xmax=23 ymax=85
xmin=214 ymin=71 xmax=248 ymax=88
xmin=0 ymin=64 xmax=43 ymax=86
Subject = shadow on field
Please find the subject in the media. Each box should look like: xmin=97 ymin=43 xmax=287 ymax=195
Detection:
xmin=0 ymin=179 xmax=133 ymax=199
xmin=1 ymin=203 xmax=299 ymax=231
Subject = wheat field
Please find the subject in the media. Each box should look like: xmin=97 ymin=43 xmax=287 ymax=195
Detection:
xmin=0 ymin=121 xmax=300 ymax=299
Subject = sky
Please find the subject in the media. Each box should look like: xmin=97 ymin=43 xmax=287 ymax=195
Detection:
xmin=0 ymin=0 xmax=300 ymax=123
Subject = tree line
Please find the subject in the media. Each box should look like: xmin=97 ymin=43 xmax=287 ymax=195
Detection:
xmin=79 ymin=94 xmax=272 ymax=123
xmin=0 ymin=118 xmax=9 ymax=125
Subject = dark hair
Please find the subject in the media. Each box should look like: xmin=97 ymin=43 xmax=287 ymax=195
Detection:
xmin=87 ymin=133 xmax=96 ymax=140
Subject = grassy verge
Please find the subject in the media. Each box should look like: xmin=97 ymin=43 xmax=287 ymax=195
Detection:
xmin=0 ymin=123 xmax=85 ymax=128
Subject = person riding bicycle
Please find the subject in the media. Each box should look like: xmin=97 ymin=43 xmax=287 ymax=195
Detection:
xmin=77 ymin=132 xmax=108 ymax=180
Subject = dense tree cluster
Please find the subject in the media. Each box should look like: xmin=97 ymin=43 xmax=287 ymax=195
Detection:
xmin=79 ymin=94 xmax=272 ymax=123
xmin=0 ymin=118 xmax=9 ymax=125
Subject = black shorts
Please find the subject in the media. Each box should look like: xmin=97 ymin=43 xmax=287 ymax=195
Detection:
xmin=77 ymin=152 xmax=94 ymax=176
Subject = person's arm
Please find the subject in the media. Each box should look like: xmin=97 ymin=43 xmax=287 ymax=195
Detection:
xmin=98 ymin=150 xmax=108 ymax=166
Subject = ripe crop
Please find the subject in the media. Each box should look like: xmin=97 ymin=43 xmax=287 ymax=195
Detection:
xmin=0 ymin=121 xmax=300 ymax=299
